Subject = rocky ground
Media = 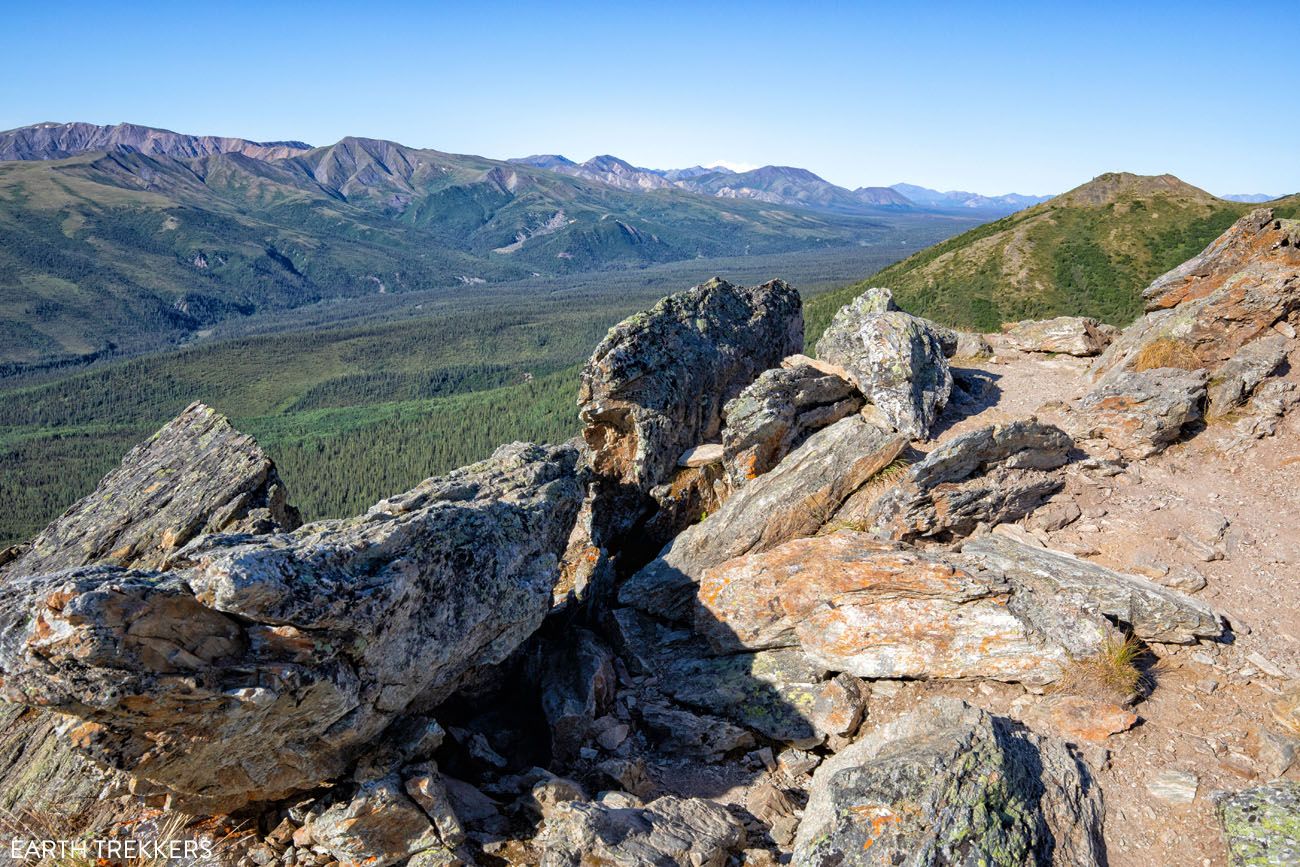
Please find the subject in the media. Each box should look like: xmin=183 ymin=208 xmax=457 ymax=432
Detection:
xmin=0 ymin=209 xmax=1297 ymax=866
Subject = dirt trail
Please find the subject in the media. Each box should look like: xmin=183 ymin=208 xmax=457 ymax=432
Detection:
xmin=898 ymin=337 xmax=1300 ymax=867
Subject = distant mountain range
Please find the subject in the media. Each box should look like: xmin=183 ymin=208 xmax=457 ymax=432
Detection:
xmin=0 ymin=121 xmax=985 ymax=370
xmin=1222 ymin=193 xmax=1283 ymax=203
xmin=509 ymin=154 xmax=1037 ymax=215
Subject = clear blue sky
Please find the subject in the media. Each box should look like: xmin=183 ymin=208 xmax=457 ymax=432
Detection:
xmin=3 ymin=1 xmax=1296 ymax=196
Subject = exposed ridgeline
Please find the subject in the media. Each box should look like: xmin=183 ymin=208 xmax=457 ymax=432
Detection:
xmin=0 ymin=121 xmax=312 ymax=161
xmin=805 ymin=173 xmax=1300 ymax=339
xmin=1 ymin=214 xmax=1299 ymax=865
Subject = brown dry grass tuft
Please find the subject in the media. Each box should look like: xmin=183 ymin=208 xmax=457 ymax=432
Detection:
xmin=1130 ymin=337 xmax=1202 ymax=373
xmin=1056 ymin=635 xmax=1154 ymax=703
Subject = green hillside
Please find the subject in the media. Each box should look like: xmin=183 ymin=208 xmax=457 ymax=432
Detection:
xmin=807 ymin=175 xmax=1300 ymax=338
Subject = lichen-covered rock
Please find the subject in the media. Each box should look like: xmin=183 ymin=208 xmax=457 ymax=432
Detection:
xmin=579 ymin=277 xmax=802 ymax=498
xmin=721 ymin=362 xmax=863 ymax=488
xmin=1 ymin=401 xmax=300 ymax=579
xmin=538 ymin=794 xmax=747 ymax=867
xmin=697 ymin=531 xmax=1075 ymax=685
xmin=621 ymin=415 xmax=907 ymax=621
xmin=863 ymin=420 xmax=1073 ymax=542
xmin=1003 ymin=316 xmax=1117 ymax=356
xmin=0 ymin=442 xmax=582 ymax=811
xmin=1095 ymin=209 xmax=1300 ymax=379
xmin=817 ymin=293 xmax=953 ymax=438
xmin=1216 ymin=782 xmax=1300 ymax=866
xmin=1066 ymin=367 xmax=1207 ymax=459
xmin=792 ymin=698 xmax=1105 ymax=866
xmin=1206 ymin=334 xmax=1288 ymax=418
xmin=962 ymin=534 xmax=1222 ymax=643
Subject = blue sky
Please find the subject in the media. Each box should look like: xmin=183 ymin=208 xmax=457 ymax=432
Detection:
xmin=3 ymin=1 xmax=1295 ymax=196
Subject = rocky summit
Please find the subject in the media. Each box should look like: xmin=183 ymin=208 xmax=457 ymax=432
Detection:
xmin=0 ymin=216 xmax=1297 ymax=867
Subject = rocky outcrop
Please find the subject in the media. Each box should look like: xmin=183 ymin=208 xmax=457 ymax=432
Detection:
xmin=579 ymin=277 xmax=802 ymax=499
xmin=954 ymin=330 xmax=994 ymax=359
xmin=1066 ymin=368 xmax=1207 ymax=459
xmin=303 ymin=775 xmax=453 ymax=867
xmin=721 ymin=362 xmax=862 ymax=488
xmin=1003 ymin=316 xmax=1117 ymax=356
xmin=697 ymin=531 xmax=1076 ymax=685
xmin=538 ymin=794 xmax=747 ymax=867
xmin=1143 ymin=208 xmax=1300 ymax=311
xmin=0 ymin=442 xmax=582 ymax=811
xmin=792 ymin=699 xmax=1105 ymax=866
xmin=1215 ymin=782 xmax=1300 ymax=866
xmin=962 ymin=534 xmax=1222 ymax=643
xmin=863 ymin=420 xmax=1073 ymax=541
xmin=817 ymin=290 xmax=953 ymax=438
xmin=1 ymin=401 xmax=300 ymax=578
xmin=1096 ymin=209 xmax=1300 ymax=378
xmin=620 ymin=415 xmax=907 ymax=621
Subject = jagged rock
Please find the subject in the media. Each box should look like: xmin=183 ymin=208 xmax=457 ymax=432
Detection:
xmin=962 ymin=534 xmax=1222 ymax=643
xmin=1144 ymin=208 xmax=1300 ymax=311
xmin=535 ymin=629 xmax=616 ymax=763
xmin=721 ymin=363 xmax=863 ymax=488
xmin=792 ymin=698 xmax=1105 ymax=866
xmin=1096 ymin=209 xmax=1300 ymax=378
xmin=1216 ymin=783 xmax=1300 ymax=866
xmin=0 ymin=442 xmax=582 ymax=811
xmin=746 ymin=780 xmax=802 ymax=847
xmin=862 ymin=420 xmax=1073 ymax=541
xmin=404 ymin=763 xmax=466 ymax=848
xmin=538 ymin=795 xmax=747 ymax=867
xmin=697 ymin=531 xmax=1075 ymax=685
xmin=954 ymin=330 xmax=994 ymax=359
xmin=1003 ymin=316 xmax=1117 ymax=356
xmin=579 ymin=277 xmax=801 ymax=541
xmin=1066 ymin=367 xmax=1207 ymax=459
xmin=1 ymin=401 xmax=300 ymax=579
xmin=637 ymin=700 xmax=756 ymax=760
xmin=1206 ymin=334 xmax=1288 ymax=417
xmin=305 ymin=775 xmax=449 ymax=867
xmin=621 ymin=415 xmax=907 ymax=621
xmin=0 ymin=404 xmax=303 ymax=826
xmin=817 ymin=297 xmax=953 ymax=438
xmin=608 ymin=607 xmax=856 ymax=747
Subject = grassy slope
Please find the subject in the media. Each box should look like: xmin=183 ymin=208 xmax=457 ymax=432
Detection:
xmin=806 ymin=179 xmax=1300 ymax=340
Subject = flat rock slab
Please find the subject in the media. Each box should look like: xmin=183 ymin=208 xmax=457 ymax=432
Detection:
xmin=962 ymin=534 xmax=1222 ymax=644
xmin=1216 ymin=782 xmax=1300 ymax=866
xmin=538 ymin=795 xmax=747 ymax=867
xmin=1003 ymin=316 xmax=1116 ymax=356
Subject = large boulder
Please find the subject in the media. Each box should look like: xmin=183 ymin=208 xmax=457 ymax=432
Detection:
xmin=862 ymin=420 xmax=1073 ymax=542
xmin=538 ymin=795 xmax=747 ymax=867
xmin=1216 ymin=782 xmax=1300 ymax=866
xmin=1 ymin=401 xmax=300 ymax=579
xmin=792 ymin=699 xmax=1106 ymax=866
xmin=1066 ymin=368 xmax=1207 ymax=460
xmin=620 ymin=415 xmax=907 ymax=621
xmin=962 ymin=534 xmax=1222 ymax=644
xmin=696 ymin=531 xmax=1079 ymax=685
xmin=1003 ymin=316 xmax=1117 ymax=357
xmin=721 ymin=361 xmax=863 ymax=489
xmin=578 ymin=277 xmax=801 ymax=512
xmin=1095 ymin=209 xmax=1300 ymax=379
xmin=0 ymin=442 xmax=583 ymax=811
xmin=0 ymin=404 xmax=304 ymax=823
xmin=817 ymin=291 xmax=953 ymax=439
